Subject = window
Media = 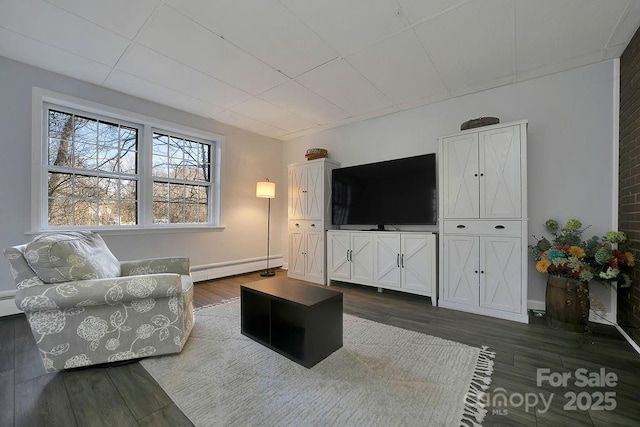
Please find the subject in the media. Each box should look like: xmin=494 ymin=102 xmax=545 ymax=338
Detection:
xmin=151 ymin=132 xmax=211 ymax=224
xmin=35 ymin=89 xmax=222 ymax=232
xmin=47 ymin=109 xmax=139 ymax=226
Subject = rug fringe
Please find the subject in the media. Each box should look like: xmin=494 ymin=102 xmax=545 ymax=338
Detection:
xmin=460 ymin=345 xmax=495 ymax=427
xmin=194 ymin=296 xmax=239 ymax=312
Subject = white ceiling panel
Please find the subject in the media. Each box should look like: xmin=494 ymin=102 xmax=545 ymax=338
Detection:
xmin=259 ymin=81 xmax=351 ymax=124
xmin=0 ymin=0 xmax=129 ymax=66
xmin=0 ymin=27 xmax=111 ymax=85
xmin=231 ymin=97 xmax=317 ymax=133
xmin=167 ymin=0 xmax=336 ymax=78
xmin=280 ymin=0 xmax=407 ymax=56
xmin=397 ymin=0 xmax=471 ymax=25
xmin=414 ymin=0 xmax=515 ymax=95
xmin=347 ymin=30 xmax=448 ymax=105
xmin=116 ymin=44 xmax=250 ymax=108
xmin=213 ymin=110 xmax=288 ymax=139
xmin=1 ymin=0 xmax=638 ymax=140
xmin=296 ymin=59 xmax=393 ymax=116
xmin=105 ymin=70 xmax=224 ymax=118
xmin=516 ymin=0 xmax=629 ymax=73
xmin=45 ymin=0 xmax=159 ymax=39
xmin=137 ymin=6 xmax=288 ymax=95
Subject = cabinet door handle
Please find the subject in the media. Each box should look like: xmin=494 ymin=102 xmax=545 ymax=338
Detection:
xmin=397 ymin=254 xmax=400 ymax=267
xmin=456 ymin=225 xmax=466 ymax=229
xmin=480 ymin=173 xmax=484 ymax=177
xmin=475 ymin=270 xmax=478 ymax=274
xmin=474 ymin=173 xmax=478 ymax=177
xmin=494 ymin=225 xmax=505 ymax=229
xmin=310 ymin=223 xmax=316 ymax=227
xmin=347 ymin=250 xmax=351 ymax=262
xmin=401 ymin=254 xmax=405 ymax=268
xmin=295 ymin=223 xmax=300 ymax=227
xmin=481 ymin=270 xmax=484 ymax=274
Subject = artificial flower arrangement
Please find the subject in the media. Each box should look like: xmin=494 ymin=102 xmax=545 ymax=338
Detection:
xmin=529 ymin=218 xmax=634 ymax=288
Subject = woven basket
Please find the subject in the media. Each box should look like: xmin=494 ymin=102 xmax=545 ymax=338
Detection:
xmin=305 ymin=148 xmax=328 ymax=160
xmin=460 ymin=117 xmax=499 ymax=130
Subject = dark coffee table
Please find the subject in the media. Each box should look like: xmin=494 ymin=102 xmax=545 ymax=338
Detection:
xmin=240 ymin=278 xmax=343 ymax=368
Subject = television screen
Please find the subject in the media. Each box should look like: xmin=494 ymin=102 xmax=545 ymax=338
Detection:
xmin=332 ymin=153 xmax=437 ymax=226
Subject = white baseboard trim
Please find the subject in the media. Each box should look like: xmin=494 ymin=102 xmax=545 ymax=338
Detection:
xmin=0 ymin=290 xmax=21 ymax=317
xmin=191 ymin=255 xmax=284 ymax=283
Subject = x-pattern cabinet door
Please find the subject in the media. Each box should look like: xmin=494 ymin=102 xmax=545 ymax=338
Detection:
xmin=373 ymin=233 xmax=401 ymax=288
xmin=443 ymin=235 xmax=479 ymax=306
xmin=442 ymin=133 xmax=479 ymax=219
xmin=401 ymin=234 xmax=435 ymax=294
xmin=480 ymin=236 xmax=521 ymax=313
xmin=304 ymin=231 xmax=324 ymax=283
xmin=479 ymin=126 xmax=521 ymax=218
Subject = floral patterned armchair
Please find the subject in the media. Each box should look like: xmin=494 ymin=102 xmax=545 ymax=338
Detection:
xmin=3 ymin=231 xmax=194 ymax=371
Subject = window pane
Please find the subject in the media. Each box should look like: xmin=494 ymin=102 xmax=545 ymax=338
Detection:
xmin=98 ymin=201 xmax=119 ymax=225
xmin=74 ymin=116 xmax=98 ymax=144
xmin=74 ymin=200 xmax=98 ymax=225
xmin=73 ymin=142 xmax=97 ymax=170
xmin=74 ymin=175 xmax=98 ymax=199
xmin=48 ymin=110 xmax=73 ymax=139
xmin=120 ymin=150 xmax=137 ymax=174
xmin=153 ymin=133 xmax=168 ymax=155
xmin=152 ymin=155 xmax=168 ymax=177
xmin=169 ymin=200 xmax=184 ymax=223
xmin=120 ymin=179 xmax=137 ymax=201
xmin=48 ymin=198 xmax=73 ymax=225
xmin=48 ymin=172 xmax=74 ymax=199
xmin=97 ymin=145 xmax=119 ymax=173
xmin=120 ymin=201 xmax=137 ymax=225
xmin=97 ymin=120 xmax=119 ymax=145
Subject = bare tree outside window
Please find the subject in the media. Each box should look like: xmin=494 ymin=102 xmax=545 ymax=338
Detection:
xmin=47 ymin=109 xmax=138 ymax=226
xmin=152 ymin=132 xmax=211 ymax=224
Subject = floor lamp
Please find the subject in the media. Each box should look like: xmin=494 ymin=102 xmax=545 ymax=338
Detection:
xmin=256 ymin=179 xmax=276 ymax=277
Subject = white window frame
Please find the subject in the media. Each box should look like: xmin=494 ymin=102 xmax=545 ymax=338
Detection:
xmin=31 ymin=87 xmax=224 ymax=234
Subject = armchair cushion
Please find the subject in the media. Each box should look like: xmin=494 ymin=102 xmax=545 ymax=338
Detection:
xmin=25 ymin=231 xmax=120 ymax=283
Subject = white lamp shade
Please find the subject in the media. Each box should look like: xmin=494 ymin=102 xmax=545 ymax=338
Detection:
xmin=256 ymin=181 xmax=275 ymax=198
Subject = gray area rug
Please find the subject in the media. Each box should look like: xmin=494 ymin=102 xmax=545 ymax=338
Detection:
xmin=141 ymin=299 xmax=494 ymax=426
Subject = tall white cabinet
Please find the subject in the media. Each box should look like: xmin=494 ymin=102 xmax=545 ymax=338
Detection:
xmin=438 ymin=121 xmax=528 ymax=323
xmin=287 ymin=158 xmax=340 ymax=285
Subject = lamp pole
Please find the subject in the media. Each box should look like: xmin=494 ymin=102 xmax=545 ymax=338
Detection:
xmin=261 ymin=194 xmax=274 ymax=277
xmin=256 ymin=179 xmax=276 ymax=277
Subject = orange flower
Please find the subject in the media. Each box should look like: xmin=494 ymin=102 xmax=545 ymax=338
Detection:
xmin=536 ymin=259 xmax=551 ymax=273
xmin=569 ymin=246 xmax=585 ymax=258
xmin=626 ymin=252 xmax=635 ymax=267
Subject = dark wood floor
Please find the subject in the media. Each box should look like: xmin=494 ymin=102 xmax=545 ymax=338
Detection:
xmin=1 ymin=269 xmax=639 ymax=426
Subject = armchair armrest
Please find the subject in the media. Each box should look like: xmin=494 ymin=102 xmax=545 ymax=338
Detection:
xmin=120 ymin=257 xmax=190 ymax=277
xmin=15 ymin=274 xmax=183 ymax=312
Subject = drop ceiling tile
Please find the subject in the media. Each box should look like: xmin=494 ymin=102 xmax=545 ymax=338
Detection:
xmin=0 ymin=0 xmax=129 ymax=66
xmin=45 ymin=0 xmax=159 ymax=39
xmin=0 ymin=27 xmax=111 ymax=85
xmin=608 ymin=1 xmax=640 ymax=47
xmin=414 ymin=0 xmax=515 ymax=94
xmin=516 ymin=50 xmax=604 ymax=83
xmin=230 ymin=97 xmax=317 ymax=133
xmin=105 ymin=70 xmax=224 ymax=118
xmin=347 ymin=29 xmax=448 ymax=105
xmin=397 ymin=0 xmax=471 ymax=25
xmin=296 ymin=59 xmax=392 ymax=116
xmin=137 ymin=5 xmax=288 ymax=95
xmin=280 ymin=0 xmax=406 ymax=56
xmin=515 ymin=0 xmax=628 ymax=73
xmin=213 ymin=110 xmax=289 ymax=139
xmin=167 ymin=0 xmax=336 ymax=78
xmin=116 ymin=44 xmax=250 ymax=108
xmin=259 ymin=81 xmax=351 ymax=124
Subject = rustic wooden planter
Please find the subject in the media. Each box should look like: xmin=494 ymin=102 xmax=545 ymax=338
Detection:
xmin=545 ymin=275 xmax=590 ymax=332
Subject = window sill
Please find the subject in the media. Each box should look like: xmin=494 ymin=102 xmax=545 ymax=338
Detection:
xmin=27 ymin=225 xmax=226 ymax=236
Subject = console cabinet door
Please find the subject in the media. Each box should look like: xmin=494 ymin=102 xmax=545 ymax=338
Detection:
xmin=350 ymin=233 xmax=374 ymax=284
xmin=480 ymin=236 xmax=521 ymax=313
xmin=442 ymin=133 xmax=479 ymax=219
xmin=373 ymin=233 xmax=401 ymax=288
xmin=442 ymin=235 xmax=479 ymax=306
xmin=401 ymin=234 xmax=436 ymax=294
xmin=327 ymin=231 xmax=350 ymax=281
xmin=479 ymin=126 xmax=521 ymax=218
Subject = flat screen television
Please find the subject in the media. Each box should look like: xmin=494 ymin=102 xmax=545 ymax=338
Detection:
xmin=332 ymin=153 xmax=437 ymax=227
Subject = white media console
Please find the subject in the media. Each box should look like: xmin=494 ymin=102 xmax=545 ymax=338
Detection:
xmin=326 ymin=230 xmax=437 ymax=302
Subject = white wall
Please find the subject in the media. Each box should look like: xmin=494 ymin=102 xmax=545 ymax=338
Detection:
xmin=0 ymin=56 xmax=284 ymax=294
xmin=282 ymin=60 xmax=617 ymax=305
